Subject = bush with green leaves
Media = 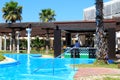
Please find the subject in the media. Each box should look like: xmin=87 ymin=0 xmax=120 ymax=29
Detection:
xmin=31 ymin=36 xmax=45 ymax=51
xmin=0 ymin=54 xmax=5 ymax=61
xmin=20 ymin=39 xmax=27 ymax=50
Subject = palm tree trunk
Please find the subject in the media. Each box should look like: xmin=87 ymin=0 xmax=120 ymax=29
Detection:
xmin=95 ymin=0 xmax=108 ymax=61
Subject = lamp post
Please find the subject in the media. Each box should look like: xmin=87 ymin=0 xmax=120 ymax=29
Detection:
xmin=26 ymin=25 xmax=32 ymax=54
xmin=9 ymin=33 xmax=12 ymax=52
xmin=4 ymin=34 xmax=6 ymax=51
xmin=0 ymin=35 xmax=2 ymax=50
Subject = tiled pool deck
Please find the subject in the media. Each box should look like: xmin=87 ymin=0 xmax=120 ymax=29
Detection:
xmin=74 ymin=67 xmax=120 ymax=80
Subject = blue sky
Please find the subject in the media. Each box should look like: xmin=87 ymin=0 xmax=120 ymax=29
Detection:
xmin=0 ymin=0 xmax=109 ymax=22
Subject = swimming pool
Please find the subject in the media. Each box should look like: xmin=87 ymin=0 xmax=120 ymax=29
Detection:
xmin=0 ymin=54 xmax=95 ymax=80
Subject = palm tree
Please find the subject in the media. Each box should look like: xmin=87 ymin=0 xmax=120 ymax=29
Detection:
xmin=39 ymin=8 xmax=56 ymax=54
xmin=2 ymin=1 xmax=22 ymax=23
xmin=39 ymin=8 xmax=55 ymax=22
xmin=2 ymin=1 xmax=22 ymax=52
xmin=95 ymin=0 xmax=108 ymax=63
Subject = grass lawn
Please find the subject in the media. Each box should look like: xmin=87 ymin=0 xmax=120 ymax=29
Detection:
xmin=74 ymin=63 xmax=118 ymax=69
xmin=72 ymin=59 xmax=119 ymax=69
xmin=102 ymin=77 xmax=120 ymax=80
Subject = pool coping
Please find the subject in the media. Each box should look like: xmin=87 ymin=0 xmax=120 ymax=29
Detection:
xmin=0 ymin=57 xmax=17 ymax=64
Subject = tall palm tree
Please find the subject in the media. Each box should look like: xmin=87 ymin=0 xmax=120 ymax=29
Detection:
xmin=2 ymin=1 xmax=22 ymax=23
xmin=39 ymin=8 xmax=56 ymax=54
xmin=2 ymin=1 xmax=22 ymax=52
xmin=95 ymin=0 xmax=108 ymax=63
xmin=39 ymin=8 xmax=55 ymax=22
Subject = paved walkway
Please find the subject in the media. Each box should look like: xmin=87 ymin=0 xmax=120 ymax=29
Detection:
xmin=74 ymin=67 xmax=120 ymax=80
xmin=0 ymin=57 xmax=16 ymax=64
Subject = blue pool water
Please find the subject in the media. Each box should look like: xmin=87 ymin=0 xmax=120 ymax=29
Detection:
xmin=0 ymin=54 xmax=95 ymax=80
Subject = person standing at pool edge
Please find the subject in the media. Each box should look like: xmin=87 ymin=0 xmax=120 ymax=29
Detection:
xmin=74 ymin=40 xmax=80 ymax=47
xmin=71 ymin=40 xmax=80 ymax=58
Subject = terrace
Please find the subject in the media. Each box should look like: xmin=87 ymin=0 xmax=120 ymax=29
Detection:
xmin=0 ymin=19 xmax=117 ymax=59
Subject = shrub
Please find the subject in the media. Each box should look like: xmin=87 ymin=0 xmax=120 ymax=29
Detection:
xmin=94 ymin=59 xmax=107 ymax=65
xmin=0 ymin=54 xmax=5 ymax=61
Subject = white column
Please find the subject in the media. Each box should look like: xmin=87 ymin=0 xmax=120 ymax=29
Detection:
xmin=26 ymin=28 xmax=32 ymax=54
xmin=4 ymin=34 xmax=6 ymax=51
xmin=50 ymin=38 xmax=54 ymax=48
xmin=9 ymin=33 xmax=12 ymax=52
xmin=16 ymin=31 xmax=20 ymax=53
xmin=0 ymin=36 xmax=2 ymax=50
xmin=72 ymin=38 xmax=76 ymax=44
xmin=116 ymin=31 xmax=120 ymax=49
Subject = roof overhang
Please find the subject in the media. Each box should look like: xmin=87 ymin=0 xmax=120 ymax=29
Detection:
xmin=0 ymin=20 xmax=116 ymax=36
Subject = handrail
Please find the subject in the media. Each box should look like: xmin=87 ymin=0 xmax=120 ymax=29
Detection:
xmin=31 ymin=52 xmax=65 ymax=74
xmin=31 ymin=47 xmax=96 ymax=74
xmin=31 ymin=59 xmax=53 ymax=74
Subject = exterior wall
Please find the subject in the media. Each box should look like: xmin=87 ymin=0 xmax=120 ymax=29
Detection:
xmin=84 ymin=0 xmax=120 ymax=20
xmin=84 ymin=6 xmax=96 ymax=20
